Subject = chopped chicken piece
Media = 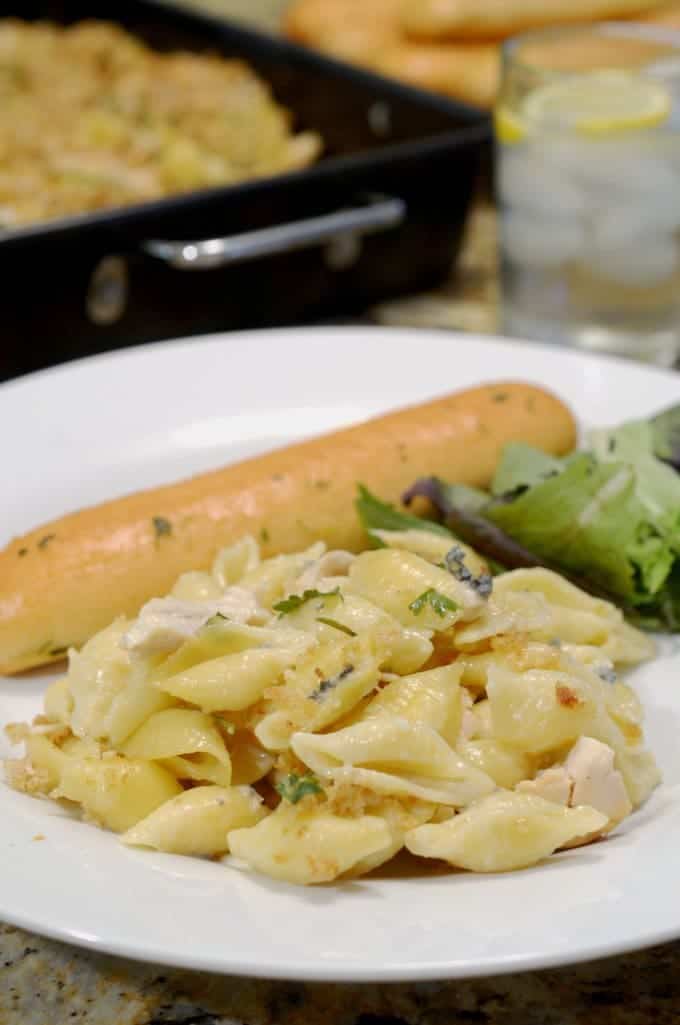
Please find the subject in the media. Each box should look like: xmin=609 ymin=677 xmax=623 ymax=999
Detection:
xmin=516 ymin=736 xmax=632 ymax=830
xmin=566 ymin=736 xmax=632 ymax=826
xmin=120 ymin=598 xmax=210 ymax=654
xmin=121 ymin=589 xmax=268 ymax=655
xmin=296 ymin=550 xmax=355 ymax=591
xmin=516 ymin=766 xmax=572 ymax=806
xmin=216 ymin=587 xmax=269 ymax=626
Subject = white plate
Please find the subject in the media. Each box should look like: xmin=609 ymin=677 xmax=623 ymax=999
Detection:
xmin=2 ymin=326 xmax=680 ymax=982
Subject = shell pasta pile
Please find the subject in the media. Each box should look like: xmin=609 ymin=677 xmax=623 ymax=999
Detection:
xmin=0 ymin=20 xmax=321 ymax=228
xmin=4 ymin=529 xmax=661 ymax=884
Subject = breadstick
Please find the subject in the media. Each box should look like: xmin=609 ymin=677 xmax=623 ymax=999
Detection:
xmin=375 ymin=40 xmax=499 ymax=110
xmin=284 ymin=0 xmax=401 ymax=60
xmin=642 ymin=1 xmax=680 ymax=25
xmin=400 ymin=0 xmax=666 ymax=41
xmin=0 ymin=382 xmax=576 ymax=675
xmin=283 ymin=0 xmax=498 ymax=108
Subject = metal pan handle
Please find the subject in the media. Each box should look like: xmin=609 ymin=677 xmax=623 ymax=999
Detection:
xmin=142 ymin=194 xmax=406 ymax=271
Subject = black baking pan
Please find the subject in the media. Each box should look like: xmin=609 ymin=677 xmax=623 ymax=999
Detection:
xmin=0 ymin=0 xmax=490 ymax=381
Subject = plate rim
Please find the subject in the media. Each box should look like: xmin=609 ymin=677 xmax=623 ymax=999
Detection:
xmin=2 ymin=323 xmax=679 ymax=399
xmin=3 ymin=890 xmax=680 ymax=982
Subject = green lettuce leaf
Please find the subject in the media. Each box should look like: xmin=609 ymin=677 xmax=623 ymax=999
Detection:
xmin=651 ymin=402 xmax=680 ymax=471
xmin=355 ymin=485 xmax=452 ymax=545
xmin=636 ymin=564 xmax=680 ymax=631
xmin=491 ymin=442 xmax=565 ymax=496
xmin=485 ymin=452 xmax=676 ymax=606
xmin=434 ymin=481 xmax=489 ymax=517
xmin=590 ymin=420 xmax=680 ymax=548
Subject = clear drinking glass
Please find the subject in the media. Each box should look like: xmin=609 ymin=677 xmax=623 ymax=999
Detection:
xmin=496 ymin=24 xmax=680 ymax=365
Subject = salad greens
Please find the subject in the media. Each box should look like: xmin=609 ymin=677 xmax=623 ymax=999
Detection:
xmin=651 ymin=403 xmax=680 ymax=472
xmin=489 ymin=443 xmax=564 ymax=496
xmin=356 ymin=403 xmax=680 ymax=631
xmin=355 ymin=484 xmax=452 ymax=543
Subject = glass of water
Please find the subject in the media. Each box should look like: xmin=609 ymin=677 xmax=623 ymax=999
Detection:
xmin=496 ymin=24 xmax=680 ymax=365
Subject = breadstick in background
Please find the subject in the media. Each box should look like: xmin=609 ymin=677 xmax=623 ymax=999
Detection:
xmin=284 ymin=0 xmax=401 ymax=62
xmin=284 ymin=0 xmax=498 ymax=107
xmin=0 ymin=382 xmax=576 ymax=675
xmin=643 ymin=1 xmax=680 ymax=25
xmin=376 ymin=40 xmax=499 ymax=109
xmin=401 ymin=0 xmax=667 ymax=40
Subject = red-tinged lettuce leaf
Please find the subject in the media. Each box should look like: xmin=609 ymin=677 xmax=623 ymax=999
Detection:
xmin=402 ymin=478 xmax=489 ymax=518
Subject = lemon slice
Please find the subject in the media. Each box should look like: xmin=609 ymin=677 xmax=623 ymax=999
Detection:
xmin=522 ymin=69 xmax=671 ymax=137
xmin=494 ymin=105 xmax=526 ymax=144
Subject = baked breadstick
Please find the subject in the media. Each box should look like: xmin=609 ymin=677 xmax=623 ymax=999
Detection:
xmin=643 ymin=1 xmax=680 ymax=25
xmin=284 ymin=0 xmax=401 ymax=61
xmin=400 ymin=0 xmax=667 ymax=41
xmin=376 ymin=40 xmax=499 ymax=109
xmin=0 ymin=382 xmax=576 ymax=675
xmin=284 ymin=0 xmax=498 ymax=107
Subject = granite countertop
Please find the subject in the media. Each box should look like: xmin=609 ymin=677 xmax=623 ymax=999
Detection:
xmin=3 ymin=919 xmax=680 ymax=1024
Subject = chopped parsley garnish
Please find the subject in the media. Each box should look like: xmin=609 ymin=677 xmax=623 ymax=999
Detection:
xmin=275 ymin=773 xmax=323 ymax=804
xmin=259 ymin=527 xmax=270 ymax=543
xmin=444 ymin=544 xmax=493 ymax=598
xmin=17 ymin=547 xmax=28 ymax=558
xmin=152 ymin=516 xmax=172 ymax=539
xmin=308 ymin=663 xmax=354 ymax=702
xmin=316 ymin=617 xmax=356 ymax=637
xmin=37 ymin=534 xmax=56 ymax=550
xmin=409 ymin=589 xmax=459 ymax=618
xmin=205 ymin=611 xmax=228 ymax=627
xmin=274 ymin=588 xmax=341 ymax=616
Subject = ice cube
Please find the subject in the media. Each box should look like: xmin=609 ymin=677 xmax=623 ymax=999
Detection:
xmin=655 ymin=131 xmax=680 ymax=170
xmin=501 ymin=209 xmax=586 ymax=268
xmin=498 ymin=147 xmax=588 ymax=216
xmin=585 ymin=235 xmax=677 ymax=286
xmin=537 ymin=136 xmax=678 ymax=201
xmin=593 ymin=203 xmax=680 ymax=249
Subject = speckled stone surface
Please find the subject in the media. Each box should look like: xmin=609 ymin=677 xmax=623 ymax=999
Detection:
xmin=3 ymin=920 xmax=680 ymax=1025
